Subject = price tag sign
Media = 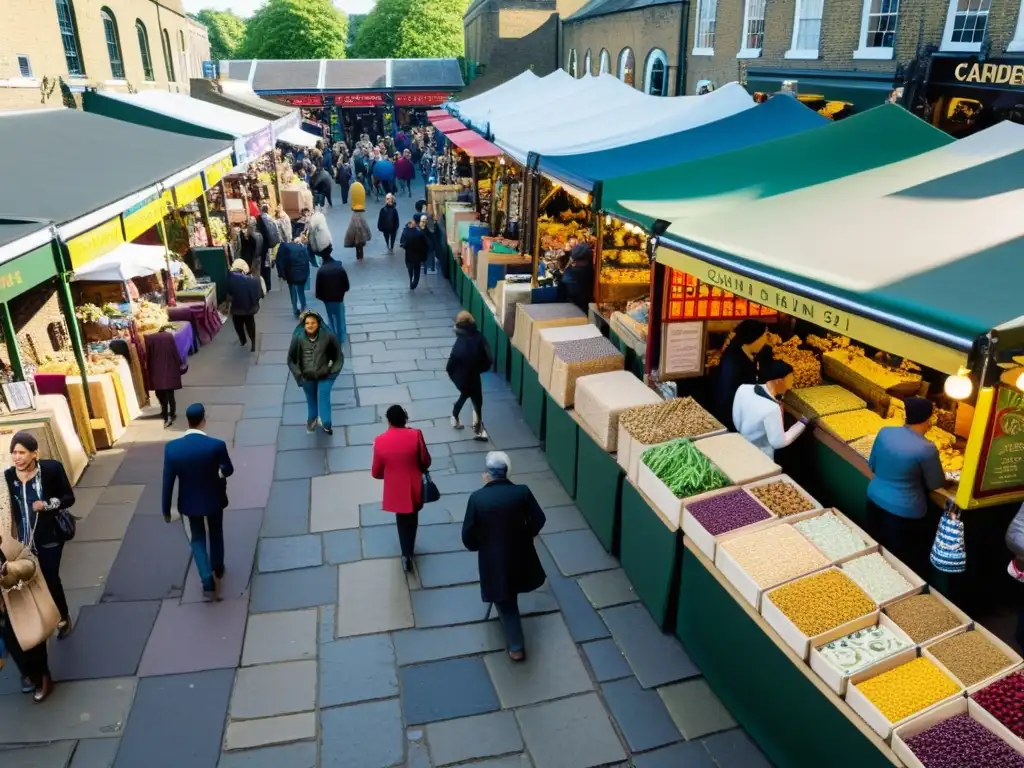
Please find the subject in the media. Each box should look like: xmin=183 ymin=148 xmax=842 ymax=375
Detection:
xmin=661 ymin=321 xmax=705 ymax=379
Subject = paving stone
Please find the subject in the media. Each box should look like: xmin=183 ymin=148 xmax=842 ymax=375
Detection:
xmin=580 ymin=639 xmax=632 ymax=682
xmin=320 ymin=698 xmax=404 ymax=768
xmin=345 ymin=422 xmax=387 ymax=445
xmin=541 ymin=529 xmax=618 ymax=577
xmin=702 ymin=729 xmax=773 ymax=768
xmin=356 ymin=373 xmax=398 ymax=386
xmin=392 ymin=621 xmax=506 ymax=665
xmin=223 ymin=713 xmax=316 ymax=752
xmin=358 ymin=384 xmax=411 ymax=406
xmin=226 ymin=445 xmax=276 ymax=510
xmin=373 ymin=350 xmax=425 ymax=364
xmin=434 ymin=471 xmax=489 ymax=494
xmin=60 ymin=540 xmax=121 ymax=590
xmin=101 ymin=514 xmax=190 ymax=601
xmin=50 ymin=601 xmax=160 ymax=681
xmin=281 ymin=395 xmax=358 ymax=426
xmin=600 ymin=603 xmax=700 ymax=689
xmin=109 ymin=443 xmax=165 ymax=484
xmin=77 ymin=450 xmax=126 ymax=487
xmin=0 ymin=676 xmax=136 ymax=742
xmin=319 ymin=604 xmax=337 ymax=644
xmin=577 ymin=569 xmax=639 ymax=609
xmin=74 ymin=503 xmax=135 ymax=542
xmin=319 ymin=634 xmax=398 ymax=707
xmin=336 ymin=558 xmax=413 ymax=637
xmin=241 ymin=609 xmax=318 ymax=666
xmin=361 ymin=525 xmax=402 ymax=558
xmin=274 ymin=449 xmax=326 ymax=480
xmin=387 ymin=396 xmax=461 ymax=422
xmin=484 ymin=613 xmax=592 ymax=708
xmin=258 ymin=535 xmax=323 ymax=572
xmin=262 ymin=480 xmax=310 ymax=537
xmin=396 ymin=370 xmax=437 ymax=383
xmin=400 ymin=657 xmax=499 ymax=725
xmin=601 ymin=677 xmax=682 ymax=752
xmin=245 ymin=364 xmax=290 ymax=384
xmin=326 ymin=444 xmax=373 ymax=472
xmin=182 ymin=508 xmax=262 ymax=603
xmin=411 ymin=584 xmax=490 ymax=627
xmin=218 ymin=738 xmax=317 ymax=764
xmin=277 ymin=423 xmax=352 ymax=451
xmin=229 ymin=660 xmax=316 ymax=719
xmin=514 ymin=472 xmax=572 ymax=508
xmin=310 ymin=472 xmax=380 ymax=532
xmin=631 ymin=741 xmax=716 ymax=768
xmin=534 ymin=505 xmax=585 ymax=533
xmin=416 ymin=551 xmax=479 ymax=587
xmin=0 ymin=742 xmax=75 ymax=767
xmin=483 ymin=410 xmax=541 ymax=451
xmin=426 ymin=711 xmax=523 ymax=766
xmin=323 ymin=529 xmax=362 ymax=564
xmin=457 ymin=756 xmax=533 ymax=768
xmin=658 ymin=678 xmax=737 ymax=740
xmin=69 ymin=738 xmax=121 ymax=767
xmin=453 ymin=449 xmax=551 ymax=474
xmin=414 ymin=522 xmax=465 ymax=553
xmin=138 ymin=597 xmax=248 ymax=677
xmin=250 ymin=565 xmax=338 ymax=613
xmin=360 ymin=500 xmax=453 ymax=527
xmin=515 ymin=693 xmax=626 ymax=768
xmin=234 ymin=418 xmax=281 ymax=447
xmin=407 ymin=378 xmax=458 ymax=400
xmin=115 ymin=669 xmax=234 ymax=768
xmin=534 ymin=541 xmax=609 ymax=644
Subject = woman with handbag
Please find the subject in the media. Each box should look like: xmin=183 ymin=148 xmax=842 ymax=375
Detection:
xmin=371 ymin=406 xmax=432 ymax=574
xmin=1 ymin=530 xmax=57 ymax=701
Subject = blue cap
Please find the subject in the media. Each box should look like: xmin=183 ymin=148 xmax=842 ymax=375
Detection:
xmin=185 ymin=403 xmax=206 ymax=423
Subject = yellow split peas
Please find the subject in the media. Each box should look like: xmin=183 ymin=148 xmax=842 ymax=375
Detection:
xmin=854 ymin=657 xmax=960 ymax=723
xmin=767 ymin=569 xmax=876 ymax=637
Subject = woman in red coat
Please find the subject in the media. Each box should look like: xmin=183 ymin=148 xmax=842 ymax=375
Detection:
xmin=371 ymin=405 xmax=432 ymax=572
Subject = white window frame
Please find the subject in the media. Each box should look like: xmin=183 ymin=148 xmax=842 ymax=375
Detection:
xmin=644 ymin=48 xmax=669 ymax=95
xmin=785 ymin=0 xmax=824 ymax=59
xmin=940 ymin=0 xmax=991 ymax=53
xmin=738 ymin=0 xmax=766 ymax=59
xmin=584 ymin=48 xmax=592 ymax=75
xmin=1007 ymin=0 xmax=1024 ymax=52
xmin=599 ymin=48 xmax=610 ymax=74
xmin=854 ymin=0 xmax=899 ymax=60
xmin=618 ymin=47 xmax=635 ymax=85
xmin=568 ymin=48 xmax=578 ymax=77
xmin=693 ymin=0 xmax=717 ymax=56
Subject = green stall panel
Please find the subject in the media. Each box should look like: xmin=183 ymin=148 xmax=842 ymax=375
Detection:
xmin=619 ymin=481 xmax=680 ymax=630
xmin=479 ymin=306 xmax=498 ymax=371
xmin=544 ymin=395 xmax=578 ymax=497
xmin=495 ymin=325 xmax=510 ymax=379
xmin=470 ymin=284 xmax=483 ymax=330
xmin=458 ymin=270 xmax=469 ymax=309
xmin=521 ymin=363 xmax=546 ymax=440
xmin=575 ymin=429 xmax=623 ymax=553
xmin=677 ymin=543 xmax=897 ymax=768
xmin=448 ymin=245 xmax=457 ymax=291
xmin=509 ymin=346 xmax=525 ymax=402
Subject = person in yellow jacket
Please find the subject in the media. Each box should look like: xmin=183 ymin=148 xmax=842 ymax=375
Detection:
xmin=344 ymin=181 xmax=372 ymax=260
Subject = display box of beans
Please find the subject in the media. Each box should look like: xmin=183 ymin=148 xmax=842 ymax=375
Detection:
xmin=617 ymin=399 xmax=725 ymax=485
xmin=809 ymin=613 xmax=916 ymax=695
xmin=713 ymin=523 xmax=830 ymax=609
xmin=846 ymin=655 xmax=963 ymax=740
xmin=788 ymin=508 xmax=879 ymax=564
xmin=883 ymin=590 xmax=971 ymax=645
xmin=923 ymin=626 xmax=1023 ymax=694
xmin=840 ymin=549 xmax=926 ymax=607
xmin=761 ymin=567 xmax=879 ymax=660
xmin=742 ymin=474 xmax=822 ymax=520
xmin=680 ymin=487 xmax=775 ymax=558
xmin=891 ymin=698 xmax=1024 ymax=768
xmin=693 ymin=433 xmax=782 ymax=485
xmin=971 ymin=670 xmax=1024 ymax=751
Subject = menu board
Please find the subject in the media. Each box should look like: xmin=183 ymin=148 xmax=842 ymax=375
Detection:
xmin=661 ymin=322 xmax=704 ymax=379
xmin=978 ymin=386 xmax=1024 ymax=495
xmin=664 ymin=268 xmax=778 ymax=321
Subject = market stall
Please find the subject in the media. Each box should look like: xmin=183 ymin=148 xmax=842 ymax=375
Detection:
xmin=448 ymin=69 xmax=539 ymax=129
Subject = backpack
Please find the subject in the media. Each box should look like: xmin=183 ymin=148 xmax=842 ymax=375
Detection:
xmin=260 ymin=213 xmax=281 ymax=248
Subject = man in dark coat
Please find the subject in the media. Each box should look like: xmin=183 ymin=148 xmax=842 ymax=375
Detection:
xmin=335 ymin=162 xmax=352 ymax=205
xmin=446 ymin=310 xmax=491 ymax=440
xmin=377 ymin=193 xmax=400 ymax=252
xmin=310 ymin=165 xmax=334 ymax=207
xmin=276 ymin=239 xmax=311 ymax=317
xmin=400 ymin=214 xmax=429 ymax=290
xmin=462 ymin=451 xmax=546 ymax=661
xmin=558 ymin=242 xmax=595 ymax=314
xmin=314 ymin=253 xmax=351 ymax=342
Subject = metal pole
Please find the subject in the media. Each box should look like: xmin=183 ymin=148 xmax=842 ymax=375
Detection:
xmin=0 ymin=303 xmax=24 ymax=381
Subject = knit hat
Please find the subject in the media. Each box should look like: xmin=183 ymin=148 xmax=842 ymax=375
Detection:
xmin=904 ymin=396 xmax=933 ymax=426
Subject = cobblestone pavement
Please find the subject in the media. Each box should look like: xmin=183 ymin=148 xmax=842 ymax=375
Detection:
xmin=0 ymin=179 xmax=772 ymax=767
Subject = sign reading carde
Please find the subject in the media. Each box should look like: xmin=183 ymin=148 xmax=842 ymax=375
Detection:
xmin=394 ymin=92 xmax=450 ymax=107
xmin=334 ymin=93 xmax=385 ymax=107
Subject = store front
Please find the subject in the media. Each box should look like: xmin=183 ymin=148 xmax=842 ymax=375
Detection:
xmin=746 ymin=67 xmax=896 ymax=120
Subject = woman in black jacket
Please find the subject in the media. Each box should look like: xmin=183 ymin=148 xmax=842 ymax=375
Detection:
xmin=227 ymin=259 xmax=263 ymax=351
xmin=711 ymin=319 xmax=768 ymax=432
xmin=377 ymin=193 xmax=400 ymax=253
xmin=401 ymin=215 xmax=429 ymax=290
xmin=447 ymin=311 xmax=492 ymax=440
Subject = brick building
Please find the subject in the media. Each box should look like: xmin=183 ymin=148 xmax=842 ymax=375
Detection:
xmin=0 ymin=0 xmax=210 ymax=111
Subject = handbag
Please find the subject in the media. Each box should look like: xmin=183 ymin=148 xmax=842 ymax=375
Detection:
xmin=0 ymin=521 xmax=60 ymax=650
xmin=422 ymin=471 xmax=441 ymax=504
xmin=930 ymin=507 xmax=966 ymax=574
xmin=54 ymin=509 xmax=76 ymax=543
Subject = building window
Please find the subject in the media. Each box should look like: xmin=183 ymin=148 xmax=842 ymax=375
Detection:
xmin=1010 ymin=1 xmax=1024 ymax=52
xmin=584 ymin=48 xmax=592 ymax=75
xmin=694 ymin=0 xmax=717 ymax=54
xmin=644 ymin=49 xmax=668 ymax=95
xmin=54 ymin=0 xmax=84 ymax=76
xmin=568 ymin=48 xmax=578 ymax=77
xmin=17 ymin=55 xmax=33 ymax=78
xmin=136 ymin=20 xmax=154 ymax=80
xmin=855 ymin=0 xmax=899 ymax=58
xmin=599 ymin=48 xmax=610 ymax=74
xmin=101 ymin=8 xmax=125 ymax=80
xmin=942 ymin=0 xmax=990 ymax=52
xmin=618 ymin=47 xmax=635 ymax=86
xmin=162 ymin=28 xmax=176 ymax=81
xmin=739 ymin=0 xmax=766 ymax=57
xmin=786 ymin=0 xmax=824 ymax=59
xmin=179 ymin=29 xmax=185 ymax=51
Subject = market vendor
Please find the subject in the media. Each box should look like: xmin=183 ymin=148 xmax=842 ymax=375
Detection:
xmin=867 ymin=396 xmax=946 ymax=577
xmin=733 ymin=359 xmax=808 ymax=459
xmin=711 ymin=320 xmax=768 ymax=431
xmin=558 ymin=242 xmax=594 ymax=315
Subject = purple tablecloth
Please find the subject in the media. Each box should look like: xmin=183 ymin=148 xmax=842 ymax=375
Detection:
xmin=175 ymin=285 xmax=223 ymax=345
xmin=167 ymin=306 xmax=203 ymax=352
xmin=163 ymin=322 xmax=194 ymax=363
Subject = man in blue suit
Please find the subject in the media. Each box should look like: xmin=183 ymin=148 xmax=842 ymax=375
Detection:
xmin=162 ymin=403 xmax=234 ymax=601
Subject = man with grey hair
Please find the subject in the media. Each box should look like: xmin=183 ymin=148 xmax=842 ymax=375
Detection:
xmin=462 ymin=451 xmax=547 ymax=662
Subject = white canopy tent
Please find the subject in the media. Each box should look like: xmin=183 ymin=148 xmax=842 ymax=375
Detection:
xmin=452 ymin=70 xmax=539 ymax=124
xmin=72 ymin=243 xmax=168 ymax=282
xmin=463 ymin=70 xmax=577 ymax=133
xmin=277 ymin=126 xmax=320 ymax=148
xmin=93 ymin=90 xmax=272 ymax=138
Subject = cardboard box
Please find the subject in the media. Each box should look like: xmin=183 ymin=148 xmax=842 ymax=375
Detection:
xmin=225 ymin=197 xmax=248 ymax=224
xmin=694 ymin=433 xmax=781 ymax=485
xmin=280 ymin=187 xmax=312 ymax=218
xmin=892 ymin=698 xmax=1024 ymax=768
xmin=923 ymin=625 xmax=1024 ymax=694
xmin=784 ymin=507 xmax=880 ymax=565
xmin=680 ymin=487 xmax=775 ymax=560
xmin=840 ymin=548 xmax=927 ymax=607
xmin=809 ymin=613 xmax=916 ymax=695
xmin=882 ymin=587 xmax=972 ymax=646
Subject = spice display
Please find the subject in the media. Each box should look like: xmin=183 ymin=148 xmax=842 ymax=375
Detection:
xmin=768 ymin=334 xmax=822 ymax=389
xmin=842 ymin=553 xmax=914 ymax=604
xmin=749 ymin=480 xmax=816 ymax=517
xmin=819 ymin=409 xmax=900 ymax=442
xmin=642 ymin=440 xmax=730 ymax=500
xmin=695 ymin=433 xmax=781 ymax=485
xmin=547 ymin=336 xmax=624 ymax=408
xmin=903 ymin=713 xmax=1024 ymax=768
xmin=619 ymin=398 xmax=724 ymax=444
xmin=793 ymin=512 xmax=869 ymax=561
xmin=766 ymin=569 xmax=876 ymax=637
xmin=786 ymin=385 xmax=866 ymax=419
xmin=927 ymin=631 xmax=1015 ymax=687
xmin=719 ymin=525 xmax=829 ymax=587
xmin=854 ymin=657 xmax=960 ymax=723
xmin=823 ymin=348 xmax=922 ymax=390
xmin=973 ymin=672 xmax=1024 ymax=738
xmin=884 ymin=594 xmax=965 ymax=644
xmin=816 ymin=624 xmax=911 ymax=676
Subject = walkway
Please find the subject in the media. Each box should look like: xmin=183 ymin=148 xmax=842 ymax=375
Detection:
xmin=0 ymin=180 xmax=771 ymax=767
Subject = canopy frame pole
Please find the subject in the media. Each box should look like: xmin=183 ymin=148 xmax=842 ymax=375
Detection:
xmin=593 ymin=212 xmax=603 ymax=306
xmin=0 ymin=302 xmax=25 ymax=382
xmin=54 ymin=245 xmax=96 ymax=423
xmin=156 ymin=219 xmax=176 ymax=308
xmin=488 ymin=161 xmax=499 ymax=236
xmin=530 ymin=170 xmax=542 ymax=288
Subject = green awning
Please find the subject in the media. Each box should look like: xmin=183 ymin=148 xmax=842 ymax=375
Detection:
xmin=744 ymin=69 xmax=894 ymax=108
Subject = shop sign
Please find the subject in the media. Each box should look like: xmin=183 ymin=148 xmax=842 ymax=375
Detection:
xmin=286 ymin=95 xmax=324 ymax=107
xmin=122 ymin=192 xmax=172 ymax=242
xmin=933 ymin=56 xmax=1024 ymax=87
xmin=204 ymin=156 xmax=233 ymax=188
xmin=244 ymin=126 xmax=274 ymax=160
xmin=0 ymin=244 xmax=58 ymax=303
xmin=395 ymin=92 xmax=450 ymax=107
xmin=173 ymin=175 xmax=205 ymax=208
xmin=977 ymin=387 xmax=1024 ymax=495
xmin=334 ymin=93 xmax=384 ymax=107
xmin=664 ymin=268 xmax=777 ymax=321
xmin=661 ymin=321 xmax=705 ymax=379
xmin=67 ymin=217 xmax=124 ymax=269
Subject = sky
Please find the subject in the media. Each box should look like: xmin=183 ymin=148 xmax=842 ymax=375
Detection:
xmin=183 ymin=0 xmax=376 ymax=18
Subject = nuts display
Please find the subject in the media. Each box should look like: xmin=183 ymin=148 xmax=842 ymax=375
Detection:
xmin=854 ymin=657 xmax=960 ymax=723
xmin=719 ymin=525 xmax=829 ymax=588
xmin=883 ymin=594 xmax=965 ymax=644
xmin=819 ymin=409 xmax=900 ymax=443
xmin=927 ymin=630 xmax=1015 ymax=687
xmin=972 ymin=671 xmax=1024 ymax=738
xmin=766 ymin=569 xmax=876 ymax=637
xmin=686 ymin=488 xmax=772 ymax=536
xmin=547 ymin=336 xmax=624 ymax=407
xmin=619 ymin=397 xmax=724 ymax=444
xmin=816 ymin=624 xmax=911 ymax=677
xmin=748 ymin=480 xmax=816 ymax=517
xmin=823 ymin=349 xmax=922 ymax=390
xmin=841 ymin=553 xmax=914 ymax=604
xmin=794 ymin=511 xmax=869 ymax=561
xmin=786 ymin=385 xmax=866 ymax=419
xmin=903 ymin=713 xmax=1024 ymax=768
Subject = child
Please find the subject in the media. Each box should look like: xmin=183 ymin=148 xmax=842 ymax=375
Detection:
xmin=446 ymin=311 xmax=492 ymax=440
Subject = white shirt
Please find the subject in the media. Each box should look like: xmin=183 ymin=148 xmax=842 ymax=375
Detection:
xmin=732 ymin=384 xmax=806 ymax=459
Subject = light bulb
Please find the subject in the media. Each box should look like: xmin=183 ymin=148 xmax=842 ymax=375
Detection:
xmin=1017 ymin=369 xmax=1024 ymax=391
xmin=944 ymin=368 xmax=973 ymax=400
xmin=499 ymin=157 xmax=505 ymax=165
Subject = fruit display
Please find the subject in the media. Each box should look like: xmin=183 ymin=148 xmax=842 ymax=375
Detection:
xmin=641 ymin=439 xmax=730 ymax=500
xmin=748 ymin=480 xmax=816 ymax=518
xmin=619 ymin=398 xmax=724 ymax=444
xmin=765 ymin=569 xmax=876 ymax=637
xmin=927 ymin=630 xmax=1017 ymax=687
xmin=686 ymin=488 xmax=772 ymax=536
xmin=786 ymin=385 xmax=866 ymax=419
xmin=854 ymin=657 xmax=960 ymax=724
xmin=973 ymin=672 xmax=1024 ymax=738
xmin=841 ymin=553 xmax=915 ymax=604
xmin=883 ymin=594 xmax=965 ymax=644
xmin=819 ymin=409 xmax=900 ymax=442
xmin=794 ymin=511 xmax=870 ymax=561
xmin=903 ymin=713 xmax=1024 ymax=768
xmin=767 ymin=333 xmax=822 ymax=388
xmin=718 ymin=525 xmax=829 ymax=588
xmin=816 ymin=624 xmax=911 ymax=677
xmin=823 ymin=348 xmax=923 ymax=390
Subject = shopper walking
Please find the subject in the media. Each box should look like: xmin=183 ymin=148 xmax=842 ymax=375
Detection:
xmin=162 ymin=404 xmax=234 ymax=603
xmin=447 ymin=311 xmax=491 ymax=440
xmin=315 ymin=252 xmax=350 ymax=342
xmin=310 ymin=164 xmax=334 ymax=208
xmin=462 ymin=451 xmax=546 ymax=661
xmin=227 ymin=259 xmax=263 ymax=352
xmin=275 ymin=206 xmax=293 ymax=244
xmin=415 ymin=201 xmax=442 ymax=275
xmin=377 ymin=193 xmax=400 ymax=253
xmin=344 ymin=182 xmax=372 ymax=261
xmin=287 ymin=311 xmax=343 ymax=435
xmin=335 ymin=161 xmax=352 ymax=205
xmin=305 ymin=206 xmax=333 ymax=265
xmin=401 ymin=215 xmax=429 ymax=290
xmin=395 ymin=150 xmax=415 ymax=197
xmin=145 ymin=329 xmax=184 ymax=428
xmin=371 ymin=405 xmax=432 ymax=573
xmin=276 ymin=237 xmax=311 ymax=317
xmin=372 ymin=152 xmax=395 ymax=198
xmin=239 ymin=218 xmax=265 ymax=284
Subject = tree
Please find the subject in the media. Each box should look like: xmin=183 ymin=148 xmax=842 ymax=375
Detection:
xmin=352 ymin=0 xmax=466 ymax=59
xmin=346 ymin=13 xmax=366 ymax=57
xmin=238 ymin=0 xmax=348 ymax=60
xmin=195 ymin=9 xmax=247 ymax=62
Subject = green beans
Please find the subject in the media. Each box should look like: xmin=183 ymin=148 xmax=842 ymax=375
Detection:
xmin=642 ymin=439 xmax=730 ymax=499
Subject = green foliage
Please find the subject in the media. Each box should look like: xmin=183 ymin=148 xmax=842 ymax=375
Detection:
xmin=238 ymin=0 xmax=348 ymax=60
xmin=195 ymin=9 xmax=247 ymax=62
xmin=352 ymin=0 xmax=466 ymax=59
xmin=346 ymin=13 xmax=366 ymax=57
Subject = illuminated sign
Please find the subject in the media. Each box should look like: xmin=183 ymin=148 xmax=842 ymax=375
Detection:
xmin=395 ymin=92 xmax=451 ymax=107
xmin=954 ymin=61 xmax=1024 ymax=86
xmin=665 ymin=268 xmax=777 ymax=321
xmin=334 ymin=93 xmax=385 ymax=107
xmin=287 ymin=95 xmax=323 ymax=107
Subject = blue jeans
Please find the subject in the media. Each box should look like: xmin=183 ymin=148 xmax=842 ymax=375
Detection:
xmin=301 ymin=376 xmax=336 ymax=428
xmin=323 ymin=301 xmax=346 ymax=343
xmin=185 ymin=512 xmax=224 ymax=592
xmin=289 ymin=283 xmax=307 ymax=315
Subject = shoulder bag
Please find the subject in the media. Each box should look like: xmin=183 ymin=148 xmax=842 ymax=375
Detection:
xmin=422 ymin=471 xmax=441 ymax=504
xmin=930 ymin=503 xmax=966 ymax=574
xmin=0 ymin=516 xmax=60 ymax=649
